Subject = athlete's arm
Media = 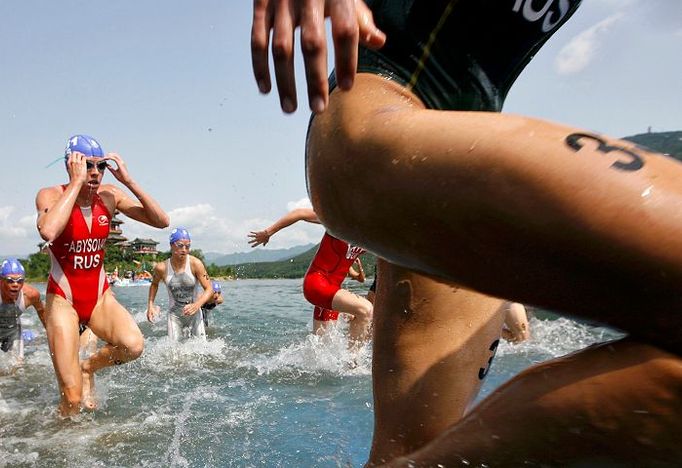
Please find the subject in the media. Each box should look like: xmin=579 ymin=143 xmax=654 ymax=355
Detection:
xmin=184 ymin=258 xmax=213 ymax=316
xmin=215 ymin=292 xmax=224 ymax=306
xmin=348 ymin=257 xmax=365 ymax=283
xmin=147 ymin=263 xmax=164 ymax=322
xmin=23 ymin=285 xmax=46 ymax=328
xmin=248 ymin=208 xmax=320 ymax=247
xmin=35 ymin=153 xmax=88 ymax=242
xmin=104 ymin=153 xmax=170 ymax=229
xmin=251 ymin=0 xmax=385 ymax=114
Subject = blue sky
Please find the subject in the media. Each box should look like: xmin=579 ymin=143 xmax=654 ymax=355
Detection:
xmin=1 ymin=0 xmax=680 ymax=257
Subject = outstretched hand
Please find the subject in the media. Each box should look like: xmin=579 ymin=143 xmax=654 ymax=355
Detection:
xmin=248 ymin=230 xmax=271 ymax=247
xmin=251 ymin=0 xmax=386 ymax=114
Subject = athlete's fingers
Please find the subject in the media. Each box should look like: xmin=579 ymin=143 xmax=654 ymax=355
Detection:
xmin=355 ymin=0 xmax=385 ymax=49
xmin=252 ymin=0 xmax=274 ymax=94
xmin=329 ymin=0 xmax=359 ymax=90
xmin=272 ymin=0 xmax=298 ymax=113
xmin=300 ymin=0 xmax=329 ymax=113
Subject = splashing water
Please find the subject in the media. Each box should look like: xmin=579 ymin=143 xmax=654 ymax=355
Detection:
xmin=0 ymin=279 xmax=621 ymax=466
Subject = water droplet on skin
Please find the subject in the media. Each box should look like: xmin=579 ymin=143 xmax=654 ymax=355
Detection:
xmin=392 ymin=159 xmax=400 ymax=165
xmin=641 ymin=185 xmax=653 ymax=197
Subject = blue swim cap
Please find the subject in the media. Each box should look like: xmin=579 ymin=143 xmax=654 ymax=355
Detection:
xmin=169 ymin=227 xmax=191 ymax=244
xmin=1 ymin=258 xmax=25 ymax=278
xmin=21 ymin=330 xmax=36 ymax=342
xmin=211 ymin=280 xmax=221 ymax=293
xmin=64 ymin=134 xmax=104 ymax=159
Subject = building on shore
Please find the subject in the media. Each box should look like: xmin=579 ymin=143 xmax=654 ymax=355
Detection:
xmin=128 ymin=238 xmax=160 ymax=257
xmin=108 ymin=212 xmax=128 ymax=245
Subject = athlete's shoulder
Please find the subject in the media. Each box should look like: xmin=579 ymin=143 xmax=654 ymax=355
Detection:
xmin=21 ymin=285 xmax=41 ymax=305
xmin=35 ymin=184 xmax=63 ymax=202
xmin=189 ymin=255 xmax=207 ymax=270
xmin=152 ymin=260 xmax=167 ymax=274
xmin=35 ymin=185 xmax=68 ymax=216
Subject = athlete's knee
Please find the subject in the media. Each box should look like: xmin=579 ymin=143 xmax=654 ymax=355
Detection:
xmin=120 ymin=333 xmax=144 ymax=360
xmin=126 ymin=337 xmax=144 ymax=360
xmin=355 ymin=301 xmax=374 ymax=322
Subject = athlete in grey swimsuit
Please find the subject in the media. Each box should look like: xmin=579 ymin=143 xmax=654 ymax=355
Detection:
xmin=165 ymin=256 xmax=206 ymax=341
xmin=0 ymin=298 xmax=24 ymax=356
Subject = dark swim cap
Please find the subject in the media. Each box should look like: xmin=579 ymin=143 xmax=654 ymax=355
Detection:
xmin=64 ymin=135 xmax=104 ymax=159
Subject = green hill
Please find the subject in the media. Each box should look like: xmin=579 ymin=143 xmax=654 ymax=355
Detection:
xmin=624 ymin=130 xmax=682 ymax=161
xmin=233 ymin=245 xmax=377 ymax=279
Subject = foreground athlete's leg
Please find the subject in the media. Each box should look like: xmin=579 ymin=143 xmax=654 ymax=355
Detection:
xmin=386 ymin=339 xmax=682 ymax=467
xmin=44 ymin=294 xmax=82 ymax=416
xmin=308 ymin=74 xmax=682 ymax=351
xmin=369 ymin=260 xmax=506 ymax=465
xmin=82 ymin=290 xmax=144 ymax=379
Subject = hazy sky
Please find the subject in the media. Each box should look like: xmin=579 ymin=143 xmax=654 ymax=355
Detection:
xmin=1 ymin=0 xmax=680 ymax=257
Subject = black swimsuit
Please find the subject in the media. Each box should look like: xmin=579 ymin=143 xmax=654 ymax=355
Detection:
xmin=335 ymin=0 xmax=582 ymax=111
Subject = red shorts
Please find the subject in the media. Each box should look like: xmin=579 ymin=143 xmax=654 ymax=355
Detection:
xmin=303 ymin=270 xmax=339 ymax=310
xmin=313 ymin=306 xmax=339 ymax=321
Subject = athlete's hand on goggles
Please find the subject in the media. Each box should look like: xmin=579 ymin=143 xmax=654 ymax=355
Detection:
xmin=66 ymin=152 xmax=90 ymax=185
xmin=104 ymin=153 xmax=133 ymax=185
xmin=251 ymin=0 xmax=386 ymax=114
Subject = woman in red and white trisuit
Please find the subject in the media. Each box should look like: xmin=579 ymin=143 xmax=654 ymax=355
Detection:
xmin=36 ymin=135 xmax=169 ymax=416
xmin=248 ymin=208 xmax=373 ymax=344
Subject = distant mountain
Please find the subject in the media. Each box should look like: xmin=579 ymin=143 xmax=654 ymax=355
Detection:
xmin=233 ymin=245 xmax=377 ymax=279
xmin=623 ymin=130 xmax=682 ymax=161
xmin=204 ymin=244 xmax=316 ymax=266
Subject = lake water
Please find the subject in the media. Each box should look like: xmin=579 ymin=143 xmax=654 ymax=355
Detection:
xmin=0 ymin=278 xmax=620 ymax=467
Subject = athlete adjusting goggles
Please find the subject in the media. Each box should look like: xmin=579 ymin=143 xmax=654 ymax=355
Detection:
xmin=2 ymin=277 xmax=25 ymax=285
xmin=86 ymin=160 xmax=109 ymax=172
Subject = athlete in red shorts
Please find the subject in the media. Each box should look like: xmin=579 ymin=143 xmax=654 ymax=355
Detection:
xmin=36 ymin=135 xmax=169 ymax=416
xmin=311 ymin=256 xmax=365 ymax=335
xmin=249 ymin=208 xmax=373 ymax=344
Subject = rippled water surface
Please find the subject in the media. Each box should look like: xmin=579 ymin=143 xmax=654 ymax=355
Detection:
xmin=0 ymin=279 xmax=620 ymax=467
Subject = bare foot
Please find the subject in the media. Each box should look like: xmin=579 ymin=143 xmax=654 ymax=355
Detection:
xmin=80 ymin=364 xmax=97 ymax=411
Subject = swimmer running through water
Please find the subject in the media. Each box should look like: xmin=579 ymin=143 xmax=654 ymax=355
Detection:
xmin=249 ymin=208 xmax=373 ymax=345
xmin=0 ymin=258 xmax=45 ymax=372
xmin=312 ymin=256 xmax=365 ymax=335
xmin=252 ymin=0 xmax=682 ymax=465
xmin=36 ymin=134 xmax=169 ymax=416
xmin=147 ymin=227 xmax=215 ymax=341
xmin=201 ymin=280 xmax=224 ymax=329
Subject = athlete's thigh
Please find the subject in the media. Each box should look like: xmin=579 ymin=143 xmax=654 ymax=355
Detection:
xmin=87 ymin=290 xmax=142 ymax=347
xmin=189 ymin=312 xmax=206 ymax=338
xmin=45 ymin=294 xmax=81 ymax=387
xmin=167 ymin=313 xmax=183 ymax=341
xmin=330 ymin=288 xmax=371 ymax=316
xmin=369 ymin=260 xmax=506 ymax=462
xmin=309 ymin=74 xmax=682 ymax=351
